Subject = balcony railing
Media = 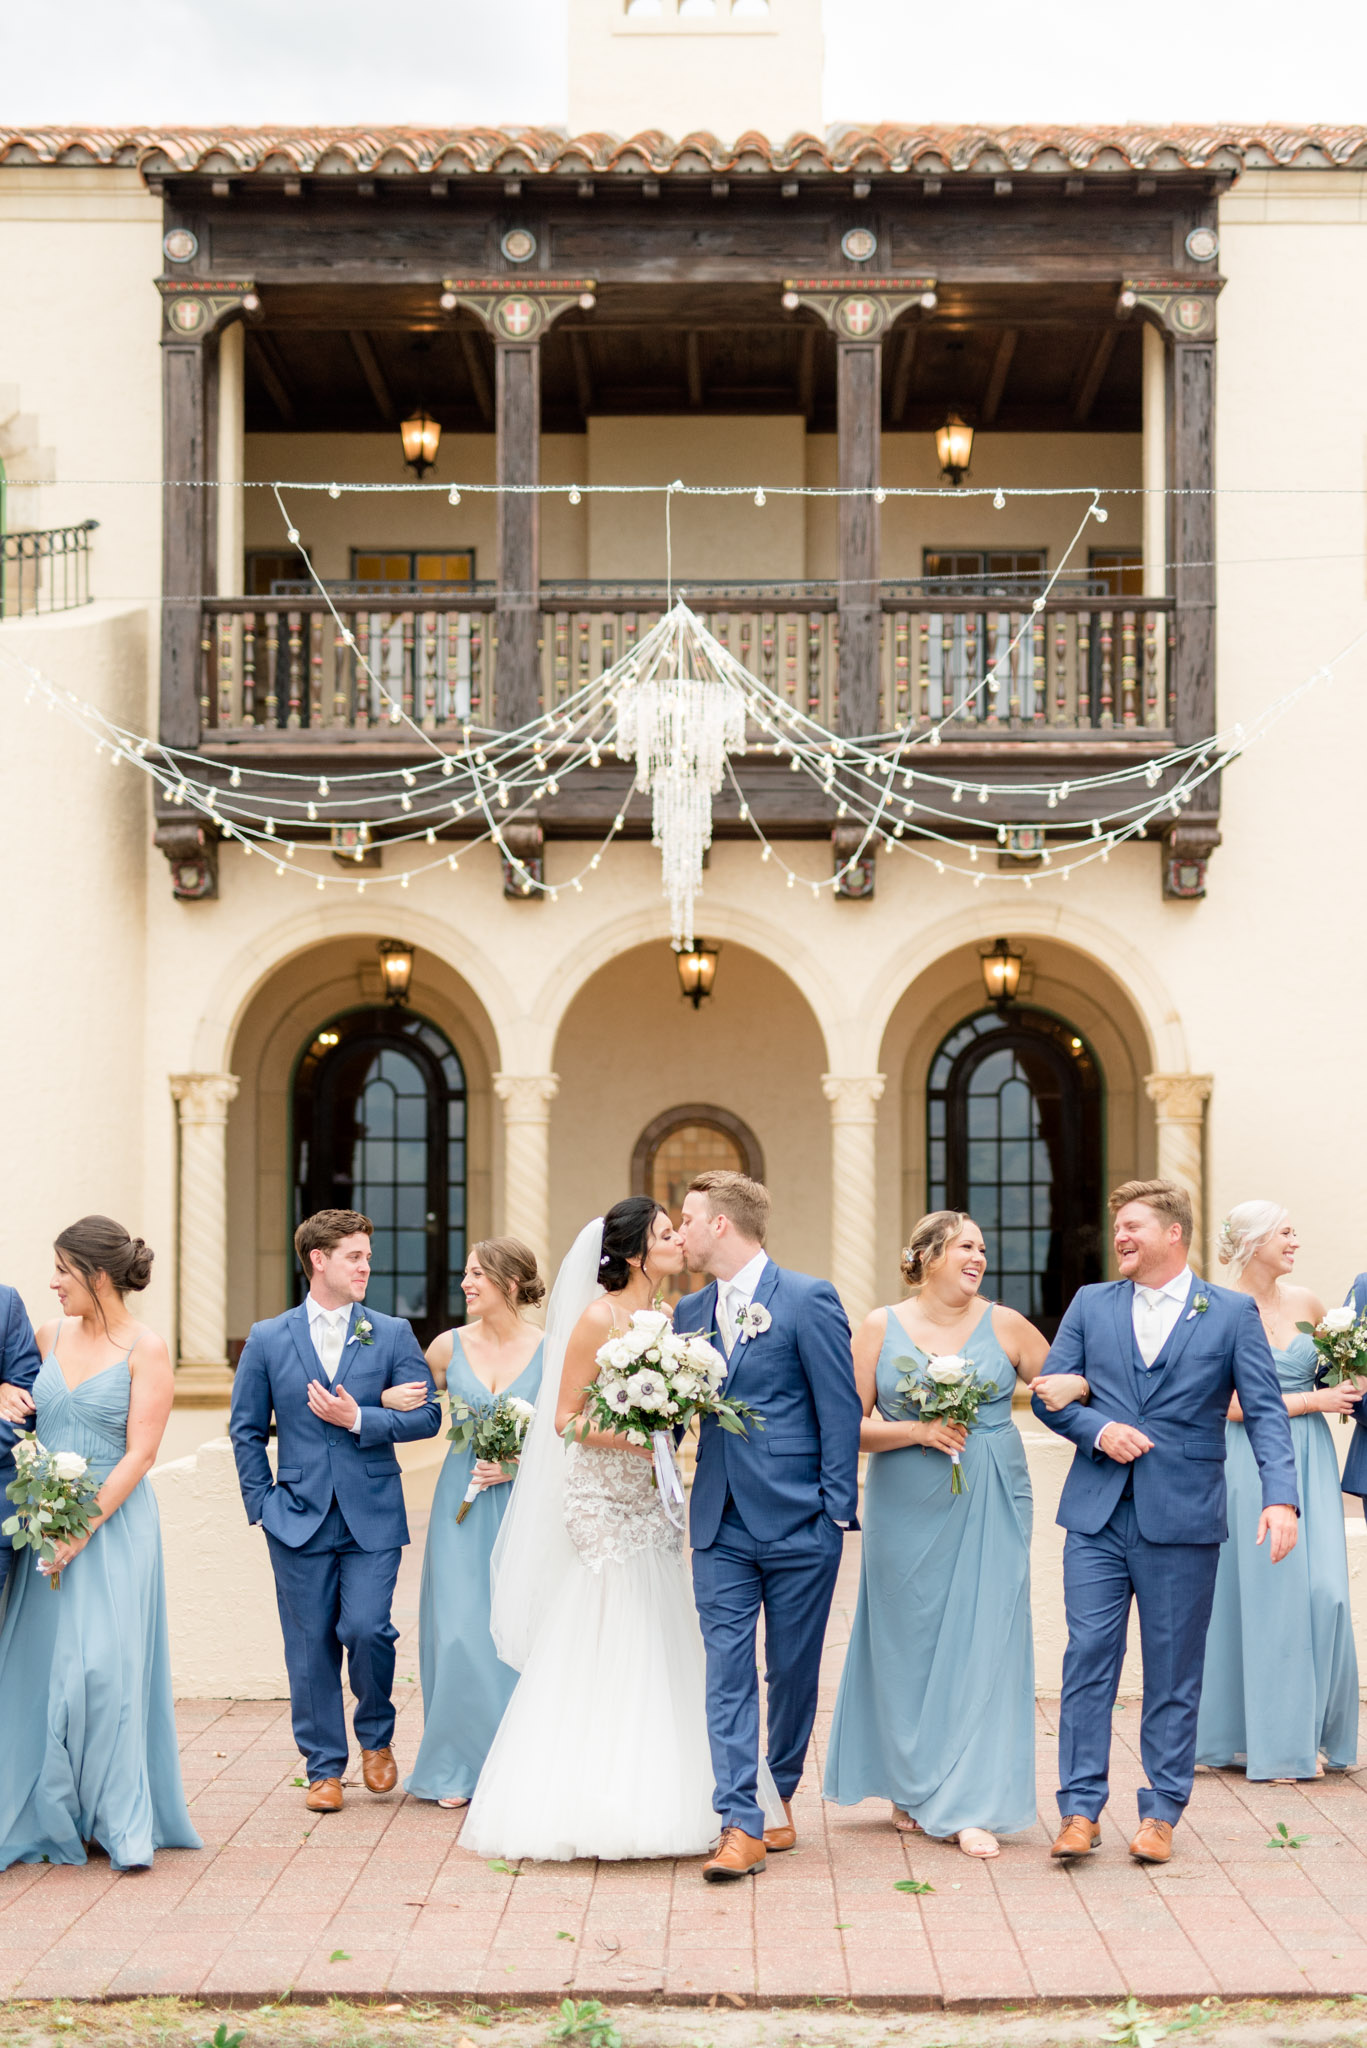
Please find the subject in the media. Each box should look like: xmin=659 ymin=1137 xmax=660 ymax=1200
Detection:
xmin=199 ymin=585 xmax=1175 ymax=739
xmin=0 ymin=520 xmax=98 ymax=620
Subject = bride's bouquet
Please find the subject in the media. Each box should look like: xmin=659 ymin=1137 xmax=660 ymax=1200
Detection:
xmin=4 ymin=1437 xmax=101 ymax=1588
xmin=572 ymin=1309 xmax=763 ymax=1525
xmin=448 ymin=1392 xmax=538 ymax=1522
xmin=1296 ymin=1305 xmax=1367 ymax=1423
xmin=896 ymin=1352 xmax=993 ymax=1495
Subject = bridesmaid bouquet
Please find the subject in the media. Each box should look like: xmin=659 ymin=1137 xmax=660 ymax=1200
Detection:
xmin=1296 ymin=1306 xmax=1367 ymax=1423
xmin=448 ymin=1393 xmax=537 ymax=1522
xmin=896 ymin=1354 xmax=992 ymax=1495
xmin=4 ymin=1438 xmax=101 ymax=1588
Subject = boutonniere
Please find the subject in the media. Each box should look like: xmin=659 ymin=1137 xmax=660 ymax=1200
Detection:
xmin=354 ymin=1316 xmax=375 ymax=1347
xmin=1186 ymin=1295 xmax=1210 ymax=1322
xmin=733 ymin=1301 xmax=772 ymax=1343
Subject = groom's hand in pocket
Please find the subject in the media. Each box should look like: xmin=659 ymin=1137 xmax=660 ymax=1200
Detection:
xmin=1096 ymin=1421 xmax=1153 ymax=1464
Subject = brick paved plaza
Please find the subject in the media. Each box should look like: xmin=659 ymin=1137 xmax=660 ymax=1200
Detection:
xmin=2 ymin=1524 xmax=1365 ymax=2006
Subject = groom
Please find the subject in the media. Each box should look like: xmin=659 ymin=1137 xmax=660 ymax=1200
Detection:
xmin=675 ymin=1170 xmax=862 ymax=1882
xmin=230 ymin=1209 xmax=440 ymax=1812
xmin=1032 ymin=1178 xmax=1298 ymax=1865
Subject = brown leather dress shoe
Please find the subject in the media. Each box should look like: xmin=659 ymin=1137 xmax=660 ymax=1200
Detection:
xmin=361 ymin=1746 xmax=398 ymax=1794
xmin=702 ymin=1827 xmax=767 ymax=1881
xmin=305 ymin=1777 xmax=343 ymax=1813
xmin=1129 ymin=1818 xmax=1174 ymax=1863
xmin=763 ymin=1800 xmax=796 ymax=1853
xmin=1050 ymin=1814 xmax=1102 ymax=1858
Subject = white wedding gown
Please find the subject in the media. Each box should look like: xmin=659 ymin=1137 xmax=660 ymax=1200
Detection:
xmin=461 ymin=1442 xmax=720 ymax=1860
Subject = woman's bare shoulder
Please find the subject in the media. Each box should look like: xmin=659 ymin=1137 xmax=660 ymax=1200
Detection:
xmin=34 ymin=1317 xmax=61 ymax=1359
xmin=1280 ymin=1282 xmax=1324 ymax=1322
xmin=426 ymin=1327 xmax=458 ymax=1369
xmin=128 ymin=1326 xmax=173 ymax=1375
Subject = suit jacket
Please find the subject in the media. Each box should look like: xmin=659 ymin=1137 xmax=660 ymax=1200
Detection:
xmin=674 ymin=1259 xmax=862 ymax=1547
xmin=1031 ymin=1275 xmax=1298 ymax=1545
xmin=229 ymin=1300 xmax=440 ymax=1552
xmin=0 ymin=1285 xmax=40 ymax=1550
xmin=1338 ymin=1271 xmax=1367 ymax=1496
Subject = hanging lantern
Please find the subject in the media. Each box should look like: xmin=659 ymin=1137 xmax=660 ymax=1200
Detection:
xmin=935 ymin=413 xmax=974 ymax=487
xmin=400 ymin=411 xmax=441 ymax=478
xmin=674 ymin=940 xmax=721 ymax=1008
xmin=376 ymin=938 xmax=415 ymax=1003
xmin=980 ymin=936 xmax=1023 ymax=1010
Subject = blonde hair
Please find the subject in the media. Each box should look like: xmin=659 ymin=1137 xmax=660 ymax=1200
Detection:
xmin=1217 ymin=1201 xmax=1288 ymax=1281
xmin=1109 ymin=1178 xmax=1194 ymax=1248
xmin=901 ymin=1210 xmax=975 ymax=1290
xmin=688 ymin=1170 xmax=770 ymax=1245
xmin=470 ymin=1237 xmax=546 ymax=1309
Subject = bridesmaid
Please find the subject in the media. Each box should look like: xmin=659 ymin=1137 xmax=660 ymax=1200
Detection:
xmin=824 ymin=1211 xmax=1073 ymax=1858
xmin=1196 ymin=1202 xmax=1358 ymax=1781
xmin=392 ymin=1239 xmax=544 ymax=1808
xmin=0 ymin=1217 xmax=200 ymax=1870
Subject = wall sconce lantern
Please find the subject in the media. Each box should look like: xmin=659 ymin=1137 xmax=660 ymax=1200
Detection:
xmin=400 ymin=410 xmax=441 ymax=478
xmin=934 ymin=412 xmax=974 ymax=487
xmin=377 ymin=938 xmax=415 ymax=1004
xmin=980 ymin=936 xmax=1023 ymax=1011
xmin=675 ymin=940 xmax=720 ymax=1009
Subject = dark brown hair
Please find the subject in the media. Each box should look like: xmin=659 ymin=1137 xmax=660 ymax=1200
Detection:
xmin=294 ymin=1208 xmax=373 ymax=1276
xmin=687 ymin=1169 xmax=771 ymax=1245
xmin=1109 ymin=1178 xmax=1193 ymax=1248
xmin=54 ymin=1217 xmax=154 ymax=1319
xmin=470 ymin=1237 xmax=546 ymax=1310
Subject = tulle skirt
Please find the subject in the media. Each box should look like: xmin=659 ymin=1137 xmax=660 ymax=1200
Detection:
xmin=461 ymin=1540 xmax=719 ymax=1862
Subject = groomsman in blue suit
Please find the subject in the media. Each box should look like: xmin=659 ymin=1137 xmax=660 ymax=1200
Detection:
xmin=1336 ymin=1269 xmax=1367 ymax=1505
xmin=1032 ymin=1179 xmax=1298 ymax=1865
xmin=230 ymin=1209 xmax=440 ymax=1812
xmin=0 ymin=1281 xmax=40 ymax=1589
xmin=675 ymin=1170 xmax=863 ymax=1882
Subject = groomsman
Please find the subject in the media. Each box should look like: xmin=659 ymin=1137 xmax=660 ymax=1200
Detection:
xmin=1032 ymin=1180 xmax=1297 ymax=1864
xmin=230 ymin=1210 xmax=440 ymax=1812
xmin=0 ymin=1281 xmax=40 ymax=1588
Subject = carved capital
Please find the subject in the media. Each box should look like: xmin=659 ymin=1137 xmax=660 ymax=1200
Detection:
xmin=500 ymin=821 xmax=545 ymax=898
xmin=1144 ymin=1072 xmax=1213 ymax=1123
xmin=833 ymin=824 xmax=875 ymax=899
xmin=494 ymin=1073 xmax=560 ymax=1123
xmin=170 ymin=1073 xmax=241 ymax=1125
xmin=155 ymin=819 xmax=218 ymax=900
xmin=157 ymin=276 xmax=258 ymax=343
xmin=1118 ymin=276 xmax=1223 ymax=341
xmin=822 ymin=1074 xmax=887 ymax=1123
xmin=440 ymin=277 xmax=596 ymax=343
xmin=782 ymin=276 xmax=937 ymax=341
xmin=1163 ymin=815 xmax=1221 ymax=900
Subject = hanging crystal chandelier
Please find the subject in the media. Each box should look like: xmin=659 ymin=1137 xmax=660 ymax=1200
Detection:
xmin=614 ymin=604 xmax=747 ymax=947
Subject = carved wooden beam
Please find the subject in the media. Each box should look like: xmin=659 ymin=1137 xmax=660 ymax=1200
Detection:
xmin=348 ymin=331 xmax=397 ymax=427
xmin=157 ymin=274 xmax=258 ymax=340
xmin=1070 ymin=328 xmax=1117 ymax=424
xmin=244 ymin=330 xmax=296 ymax=427
xmin=980 ymin=327 xmax=1018 ymax=425
xmin=1117 ymin=274 xmax=1224 ymax=340
xmin=439 ymin=276 xmax=598 ymax=341
xmin=781 ymin=275 xmax=937 ymax=341
xmin=457 ymin=328 xmax=494 ymax=424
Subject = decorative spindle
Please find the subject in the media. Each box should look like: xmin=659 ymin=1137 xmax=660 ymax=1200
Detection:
xmin=264 ymin=610 xmax=280 ymax=727
xmin=1031 ymin=607 xmax=1046 ymax=723
xmin=285 ymin=610 xmax=303 ymax=728
xmin=242 ymin=610 xmax=257 ymax=727
xmin=1120 ymin=609 xmax=1138 ymax=726
xmin=1098 ymin=609 xmax=1114 ymax=728
xmin=308 ymin=610 xmax=323 ymax=729
xmin=216 ymin=611 xmax=234 ymax=727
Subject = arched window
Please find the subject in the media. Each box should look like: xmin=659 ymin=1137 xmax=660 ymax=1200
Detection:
xmin=293 ymin=1008 xmax=467 ymax=1347
xmin=926 ymin=1008 xmax=1102 ymax=1337
xmin=632 ymin=1106 xmax=765 ymax=1299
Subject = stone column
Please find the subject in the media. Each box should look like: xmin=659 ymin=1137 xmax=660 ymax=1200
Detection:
xmin=494 ymin=1073 xmax=559 ymax=1275
xmin=822 ymin=1074 xmax=886 ymax=1325
xmin=1144 ymin=1072 xmax=1214 ymax=1272
xmin=169 ymin=1072 xmax=240 ymax=1404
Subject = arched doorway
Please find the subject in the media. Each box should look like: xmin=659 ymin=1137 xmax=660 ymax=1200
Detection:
xmin=926 ymin=1007 xmax=1102 ymax=1337
xmin=292 ymin=1007 xmax=467 ymax=1346
xmin=631 ymin=1105 xmax=765 ymax=1299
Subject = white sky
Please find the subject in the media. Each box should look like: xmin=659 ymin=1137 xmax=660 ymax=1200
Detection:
xmin=1 ymin=0 xmax=1364 ymax=129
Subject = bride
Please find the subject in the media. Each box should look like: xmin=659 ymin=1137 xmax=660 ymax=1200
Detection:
xmin=462 ymin=1199 xmax=770 ymax=1862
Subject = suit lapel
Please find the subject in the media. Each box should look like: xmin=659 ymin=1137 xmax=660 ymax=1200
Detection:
xmin=752 ymin=1259 xmax=781 ymax=1316
xmin=1113 ymin=1283 xmax=1134 ymax=1374
xmin=1155 ymin=1274 xmax=1202 ymax=1381
xmin=289 ymin=1302 xmax=319 ymax=1380
xmin=333 ymin=1303 xmax=364 ymax=1390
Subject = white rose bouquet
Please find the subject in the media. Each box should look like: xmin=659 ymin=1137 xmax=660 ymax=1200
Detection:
xmin=4 ymin=1438 xmax=102 ymax=1588
xmin=572 ymin=1309 xmax=764 ymax=1526
xmin=1296 ymin=1305 xmax=1367 ymax=1424
xmin=448 ymin=1392 xmax=538 ymax=1522
xmin=895 ymin=1352 xmax=993 ymax=1495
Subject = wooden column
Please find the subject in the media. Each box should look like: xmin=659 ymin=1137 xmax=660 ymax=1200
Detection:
xmin=160 ymin=338 xmax=209 ymax=750
xmin=495 ymin=337 xmax=542 ymax=731
xmin=837 ymin=338 xmax=881 ymax=737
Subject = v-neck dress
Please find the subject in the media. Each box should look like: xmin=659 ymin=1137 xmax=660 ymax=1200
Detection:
xmin=1196 ymin=1332 xmax=1358 ymax=1777
xmin=0 ymin=1339 xmax=200 ymax=1870
xmin=404 ymin=1334 xmax=543 ymax=1802
xmin=823 ymin=1305 xmax=1037 ymax=1838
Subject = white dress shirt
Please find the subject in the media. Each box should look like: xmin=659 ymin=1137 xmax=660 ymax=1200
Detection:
xmin=1132 ymin=1265 xmax=1194 ymax=1369
xmin=715 ymin=1249 xmax=769 ymax=1354
xmin=306 ymin=1294 xmax=364 ymax=1433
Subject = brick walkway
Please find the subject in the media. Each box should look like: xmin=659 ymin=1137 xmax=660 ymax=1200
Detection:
xmin=2 ymin=1523 xmax=1366 ymax=2005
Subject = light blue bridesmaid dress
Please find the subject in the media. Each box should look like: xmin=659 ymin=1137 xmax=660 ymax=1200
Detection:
xmin=404 ymin=1335 xmax=543 ymax=1802
xmin=1196 ymin=1331 xmax=1358 ymax=1778
xmin=824 ymin=1305 xmax=1037 ymax=1838
xmin=0 ymin=1332 xmax=200 ymax=1870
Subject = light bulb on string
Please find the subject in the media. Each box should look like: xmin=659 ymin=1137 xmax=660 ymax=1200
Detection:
xmin=448 ymin=486 xmax=461 ymax=506
xmin=568 ymin=486 xmax=581 ymax=506
xmin=754 ymin=488 xmax=766 ymax=507
xmin=992 ymin=490 xmax=1005 ymax=510
xmin=328 ymin=484 xmax=341 ymax=501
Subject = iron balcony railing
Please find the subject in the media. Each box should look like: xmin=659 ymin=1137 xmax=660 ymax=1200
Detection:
xmin=0 ymin=520 xmax=98 ymax=619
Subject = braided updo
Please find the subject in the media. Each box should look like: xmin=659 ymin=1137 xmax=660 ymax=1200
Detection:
xmin=900 ymin=1210 xmax=975 ymax=1290
xmin=1216 ymin=1201 xmax=1288 ymax=1281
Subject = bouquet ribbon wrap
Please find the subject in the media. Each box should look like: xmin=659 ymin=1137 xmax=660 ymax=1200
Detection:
xmin=651 ymin=1430 xmax=686 ymax=1529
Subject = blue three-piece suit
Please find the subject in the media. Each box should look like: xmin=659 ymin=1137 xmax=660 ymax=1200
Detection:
xmin=1034 ymin=1275 xmax=1298 ymax=1825
xmin=675 ymin=1261 xmax=863 ymax=1837
xmin=230 ymin=1301 xmax=441 ymax=1782
xmin=0 ymin=1286 xmax=40 ymax=1590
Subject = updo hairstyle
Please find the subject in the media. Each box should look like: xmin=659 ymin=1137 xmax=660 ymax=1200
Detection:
xmin=1216 ymin=1201 xmax=1288 ymax=1281
xmin=900 ymin=1210 xmax=975 ymax=1290
xmin=54 ymin=1216 xmax=154 ymax=1320
xmin=599 ymin=1197 xmax=667 ymax=1292
xmin=470 ymin=1236 xmax=546 ymax=1310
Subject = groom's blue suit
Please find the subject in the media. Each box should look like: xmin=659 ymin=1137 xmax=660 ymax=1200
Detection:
xmin=1034 ymin=1275 xmax=1298 ymax=1826
xmin=1335 ymin=1272 xmax=1367 ymax=1501
xmin=230 ymin=1300 xmax=440 ymax=1782
xmin=0 ymin=1285 xmax=40 ymax=1590
xmin=676 ymin=1260 xmax=862 ymax=1837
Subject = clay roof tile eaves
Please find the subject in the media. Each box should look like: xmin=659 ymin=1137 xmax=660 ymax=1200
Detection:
xmin=2 ymin=122 xmax=1367 ymax=177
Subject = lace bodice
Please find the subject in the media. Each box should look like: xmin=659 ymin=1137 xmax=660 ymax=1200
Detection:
xmin=563 ymin=1442 xmax=681 ymax=1568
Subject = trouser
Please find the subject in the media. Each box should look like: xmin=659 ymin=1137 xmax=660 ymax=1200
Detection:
xmin=265 ymin=1499 xmax=402 ymax=1783
xmin=1057 ymin=1495 xmax=1220 ymax=1827
xmin=691 ymin=1500 xmax=843 ymax=1836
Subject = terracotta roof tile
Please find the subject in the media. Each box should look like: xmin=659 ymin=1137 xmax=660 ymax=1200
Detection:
xmin=1 ymin=122 xmax=1365 ymax=178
